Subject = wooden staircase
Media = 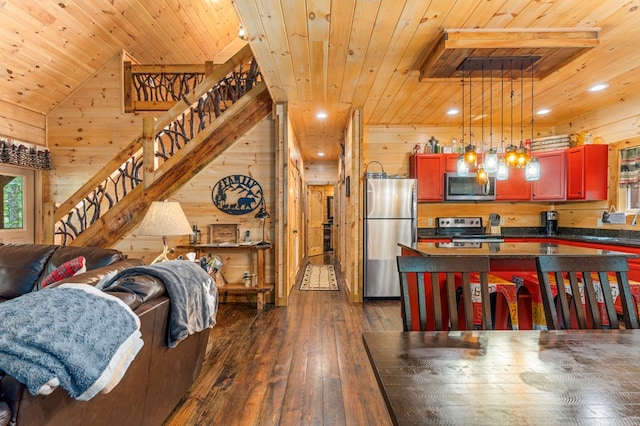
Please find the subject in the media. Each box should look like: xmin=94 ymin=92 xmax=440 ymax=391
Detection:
xmin=51 ymin=45 xmax=272 ymax=248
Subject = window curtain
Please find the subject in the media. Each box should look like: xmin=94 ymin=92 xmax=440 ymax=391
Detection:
xmin=0 ymin=139 xmax=52 ymax=170
xmin=620 ymin=146 xmax=640 ymax=187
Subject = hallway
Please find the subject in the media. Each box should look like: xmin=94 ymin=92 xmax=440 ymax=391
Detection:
xmin=164 ymin=260 xmax=402 ymax=425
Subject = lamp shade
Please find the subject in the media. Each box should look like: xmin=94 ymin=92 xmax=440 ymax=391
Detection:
xmin=254 ymin=206 xmax=270 ymax=220
xmin=138 ymin=200 xmax=192 ymax=236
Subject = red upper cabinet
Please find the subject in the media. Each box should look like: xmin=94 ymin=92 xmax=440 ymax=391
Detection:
xmin=531 ymin=150 xmax=566 ymax=201
xmin=567 ymin=144 xmax=609 ymax=200
xmin=410 ymin=154 xmax=445 ymax=201
xmin=496 ymin=166 xmax=531 ymax=200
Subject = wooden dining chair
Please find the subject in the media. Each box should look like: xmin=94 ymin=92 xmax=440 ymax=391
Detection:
xmin=535 ymin=255 xmax=639 ymax=330
xmin=396 ymin=255 xmax=492 ymax=331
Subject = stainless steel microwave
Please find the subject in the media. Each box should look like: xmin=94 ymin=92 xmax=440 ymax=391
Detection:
xmin=444 ymin=173 xmax=496 ymax=201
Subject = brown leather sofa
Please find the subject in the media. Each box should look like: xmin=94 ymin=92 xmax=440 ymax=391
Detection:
xmin=0 ymin=244 xmax=210 ymax=426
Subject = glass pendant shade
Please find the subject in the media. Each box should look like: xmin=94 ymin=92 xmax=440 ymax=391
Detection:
xmin=496 ymin=158 xmax=509 ymax=180
xmin=485 ymin=149 xmax=498 ymax=173
xmin=525 ymin=157 xmax=541 ymax=181
xmin=516 ymin=146 xmax=529 ymax=168
xmin=505 ymin=144 xmax=518 ymax=167
xmin=457 ymin=154 xmax=469 ymax=175
xmin=476 ymin=165 xmax=489 ymax=185
xmin=464 ymin=144 xmax=477 ymax=167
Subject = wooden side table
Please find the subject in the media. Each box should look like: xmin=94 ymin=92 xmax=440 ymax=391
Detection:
xmin=177 ymin=242 xmax=272 ymax=309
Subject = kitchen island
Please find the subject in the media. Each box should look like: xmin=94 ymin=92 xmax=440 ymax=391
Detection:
xmin=400 ymin=241 xmax=636 ymax=271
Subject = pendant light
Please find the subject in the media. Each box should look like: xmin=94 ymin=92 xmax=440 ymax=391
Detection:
xmin=515 ymin=63 xmax=530 ymax=168
xmin=457 ymin=66 xmax=468 ymax=175
xmin=476 ymin=63 xmax=489 ymax=185
xmin=496 ymin=63 xmax=509 ymax=180
xmin=505 ymin=61 xmax=519 ymax=167
xmin=485 ymin=60 xmax=498 ymax=173
xmin=464 ymin=61 xmax=477 ymax=168
xmin=525 ymin=58 xmax=541 ymax=181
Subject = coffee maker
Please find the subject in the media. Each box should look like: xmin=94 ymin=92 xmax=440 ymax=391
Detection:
xmin=541 ymin=211 xmax=559 ymax=235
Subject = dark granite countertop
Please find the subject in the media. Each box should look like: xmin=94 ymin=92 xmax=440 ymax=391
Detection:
xmin=418 ymin=227 xmax=640 ymax=248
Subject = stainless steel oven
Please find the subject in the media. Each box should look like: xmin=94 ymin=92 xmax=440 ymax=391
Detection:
xmin=444 ymin=173 xmax=496 ymax=201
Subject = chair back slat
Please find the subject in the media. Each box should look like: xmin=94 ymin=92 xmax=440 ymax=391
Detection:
xmin=397 ymin=255 xmax=492 ymax=331
xmin=535 ymin=255 xmax=639 ymax=330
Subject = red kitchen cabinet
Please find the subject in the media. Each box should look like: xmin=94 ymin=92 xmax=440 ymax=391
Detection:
xmin=410 ymin=154 xmax=445 ymax=201
xmin=444 ymin=154 xmax=461 ymax=172
xmin=567 ymin=144 xmax=609 ymax=200
xmin=531 ymin=150 xmax=566 ymax=201
xmin=496 ymin=166 xmax=531 ymax=201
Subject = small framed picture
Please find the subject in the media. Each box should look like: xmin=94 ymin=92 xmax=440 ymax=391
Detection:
xmin=442 ymin=146 xmax=453 ymax=154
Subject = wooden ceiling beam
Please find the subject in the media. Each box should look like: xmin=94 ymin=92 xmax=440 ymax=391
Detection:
xmin=419 ymin=28 xmax=599 ymax=81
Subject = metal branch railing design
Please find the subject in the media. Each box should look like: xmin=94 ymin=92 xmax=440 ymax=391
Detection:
xmin=134 ymin=72 xmax=204 ymax=103
xmin=55 ymin=57 xmax=261 ymax=244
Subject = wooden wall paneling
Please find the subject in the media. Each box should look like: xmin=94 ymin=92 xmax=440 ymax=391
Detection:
xmin=304 ymin=160 xmax=338 ymax=184
xmin=47 ymin=52 xmax=140 ymax=205
xmin=114 ymin=116 xmax=276 ymax=287
xmin=0 ymin=102 xmax=46 ymax=145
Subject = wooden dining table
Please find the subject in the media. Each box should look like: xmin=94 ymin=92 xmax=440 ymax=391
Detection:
xmin=363 ymin=330 xmax=640 ymax=425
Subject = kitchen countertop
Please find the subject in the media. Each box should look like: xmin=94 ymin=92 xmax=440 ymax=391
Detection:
xmin=418 ymin=227 xmax=640 ymax=249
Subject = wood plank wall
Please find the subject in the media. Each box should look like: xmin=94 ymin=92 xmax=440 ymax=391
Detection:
xmin=0 ymin=102 xmax=46 ymax=145
xmin=45 ymin=48 xmax=278 ymax=292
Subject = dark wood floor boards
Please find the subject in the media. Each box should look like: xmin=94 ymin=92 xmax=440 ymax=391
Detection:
xmin=164 ymin=265 xmax=398 ymax=425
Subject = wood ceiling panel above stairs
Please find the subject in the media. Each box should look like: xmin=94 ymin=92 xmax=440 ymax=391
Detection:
xmin=70 ymin=83 xmax=272 ymax=249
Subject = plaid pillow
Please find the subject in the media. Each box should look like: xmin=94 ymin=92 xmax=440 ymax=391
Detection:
xmin=41 ymin=256 xmax=87 ymax=288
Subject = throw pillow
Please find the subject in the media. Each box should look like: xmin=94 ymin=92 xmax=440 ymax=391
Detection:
xmin=41 ymin=256 xmax=87 ymax=288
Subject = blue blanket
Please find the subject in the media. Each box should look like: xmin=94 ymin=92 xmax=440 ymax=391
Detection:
xmin=0 ymin=284 xmax=143 ymax=400
xmin=98 ymin=260 xmax=218 ymax=348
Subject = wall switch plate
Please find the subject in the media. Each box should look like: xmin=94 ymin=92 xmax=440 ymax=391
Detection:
xmin=597 ymin=218 xmax=603 ymax=227
xmin=427 ymin=218 xmax=433 ymax=226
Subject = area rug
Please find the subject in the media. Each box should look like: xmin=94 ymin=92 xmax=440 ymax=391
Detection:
xmin=300 ymin=264 xmax=338 ymax=291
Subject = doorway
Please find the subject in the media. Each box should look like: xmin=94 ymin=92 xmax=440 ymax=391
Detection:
xmin=306 ymin=185 xmax=334 ymax=259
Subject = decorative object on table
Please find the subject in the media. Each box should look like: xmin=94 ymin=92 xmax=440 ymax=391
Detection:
xmin=254 ymin=205 xmax=270 ymax=243
xmin=299 ymin=263 xmax=338 ymax=291
xmin=138 ymin=200 xmax=192 ymax=264
xmin=208 ymin=223 xmax=239 ymax=244
xmin=206 ymin=254 xmax=226 ymax=288
xmin=211 ymin=174 xmax=264 ymax=215
xmin=412 ymin=144 xmax=423 ymax=154
xmin=601 ymin=206 xmax=626 ymax=224
xmin=189 ymin=223 xmax=202 ymax=245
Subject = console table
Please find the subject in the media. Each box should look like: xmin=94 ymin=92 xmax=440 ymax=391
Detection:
xmin=177 ymin=242 xmax=272 ymax=309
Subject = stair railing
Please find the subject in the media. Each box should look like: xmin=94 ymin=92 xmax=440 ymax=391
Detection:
xmin=52 ymin=45 xmax=260 ymax=245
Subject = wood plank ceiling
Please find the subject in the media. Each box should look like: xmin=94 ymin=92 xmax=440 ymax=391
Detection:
xmin=2 ymin=1 xmax=640 ymax=162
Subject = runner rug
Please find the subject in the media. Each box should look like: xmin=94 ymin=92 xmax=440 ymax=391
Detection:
xmin=300 ymin=264 xmax=338 ymax=291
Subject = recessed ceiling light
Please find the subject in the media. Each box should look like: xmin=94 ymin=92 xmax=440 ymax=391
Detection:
xmin=537 ymin=108 xmax=551 ymax=115
xmin=447 ymin=108 xmax=459 ymax=115
xmin=588 ymin=83 xmax=609 ymax=92
xmin=316 ymin=112 xmax=328 ymax=119
xmin=237 ymin=25 xmax=247 ymax=40
xmin=318 ymin=152 xmax=325 ymax=157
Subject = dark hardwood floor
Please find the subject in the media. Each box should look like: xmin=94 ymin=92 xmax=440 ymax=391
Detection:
xmin=164 ymin=255 xmax=401 ymax=425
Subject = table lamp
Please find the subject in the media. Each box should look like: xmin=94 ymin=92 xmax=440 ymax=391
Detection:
xmin=254 ymin=206 xmax=270 ymax=244
xmin=138 ymin=200 xmax=192 ymax=264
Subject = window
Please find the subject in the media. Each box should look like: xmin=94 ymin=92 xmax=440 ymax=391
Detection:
xmin=0 ymin=174 xmax=24 ymax=229
xmin=0 ymin=165 xmax=34 ymax=243
xmin=620 ymin=146 xmax=640 ymax=211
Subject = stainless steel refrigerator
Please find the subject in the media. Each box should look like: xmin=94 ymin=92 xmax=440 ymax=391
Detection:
xmin=364 ymin=177 xmax=417 ymax=298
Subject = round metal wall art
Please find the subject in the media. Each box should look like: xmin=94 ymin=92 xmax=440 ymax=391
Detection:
xmin=211 ymin=175 xmax=264 ymax=215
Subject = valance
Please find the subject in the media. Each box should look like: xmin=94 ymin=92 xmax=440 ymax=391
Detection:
xmin=620 ymin=146 xmax=640 ymax=187
xmin=0 ymin=138 xmax=52 ymax=170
